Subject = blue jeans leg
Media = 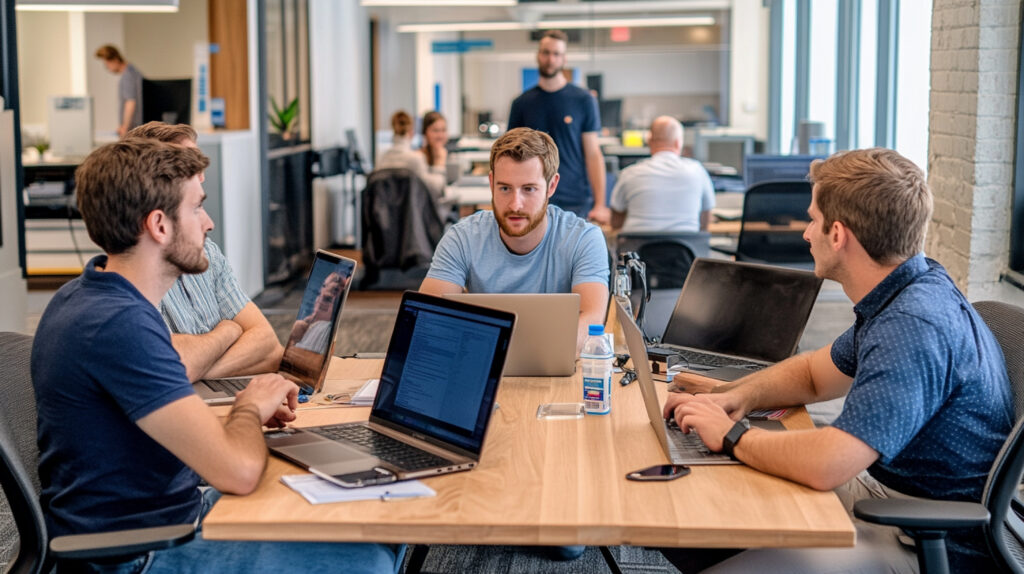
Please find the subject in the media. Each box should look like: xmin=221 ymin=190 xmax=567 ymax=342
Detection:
xmin=143 ymin=489 xmax=405 ymax=574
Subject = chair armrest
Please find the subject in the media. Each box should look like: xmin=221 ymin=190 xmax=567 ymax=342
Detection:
xmin=50 ymin=523 xmax=195 ymax=561
xmin=854 ymin=499 xmax=989 ymax=531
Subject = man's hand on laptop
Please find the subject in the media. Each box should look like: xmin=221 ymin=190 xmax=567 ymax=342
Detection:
xmin=233 ymin=374 xmax=299 ymax=428
xmin=669 ymin=371 xmax=723 ymax=394
xmin=663 ymin=394 xmax=737 ymax=452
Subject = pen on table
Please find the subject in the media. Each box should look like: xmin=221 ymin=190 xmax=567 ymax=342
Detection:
xmin=380 ymin=491 xmax=421 ymax=502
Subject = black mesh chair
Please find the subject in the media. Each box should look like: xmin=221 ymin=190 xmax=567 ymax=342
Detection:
xmin=718 ymin=181 xmax=813 ymax=268
xmin=0 ymin=332 xmax=194 ymax=574
xmin=854 ymin=301 xmax=1024 ymax=573
xmin=615 ymin=232 xmax=708 ymax=340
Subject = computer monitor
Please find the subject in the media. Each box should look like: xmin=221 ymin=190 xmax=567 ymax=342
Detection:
xmin=599 ymin=99 xmax=622 ymax=134
xmin=346 ymin=128 xmax=367 ymax=175
xmin=743 ymin=154 xmax=824 ymax=188
xmin=694 ymin=134 xmax=755 ymax=172
xmin=141 ymin=79 xmax=191 ymax=125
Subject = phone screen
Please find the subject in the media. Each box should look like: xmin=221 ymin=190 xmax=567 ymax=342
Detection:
xmin=626 ymin=464 xmax=691 ymax=481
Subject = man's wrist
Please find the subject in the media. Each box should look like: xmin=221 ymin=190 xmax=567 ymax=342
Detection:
xmin=721 ymin=420 xmax=750 ymax=458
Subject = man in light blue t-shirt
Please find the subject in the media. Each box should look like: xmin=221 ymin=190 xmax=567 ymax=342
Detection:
xmin=420 ymin=127 xmax=609 ymax=353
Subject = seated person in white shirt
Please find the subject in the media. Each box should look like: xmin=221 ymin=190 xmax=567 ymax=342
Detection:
xmin=376 ymin=110 xmax=446 ymax=199
xmin=609 ymin=116 xmax=715 ymax=233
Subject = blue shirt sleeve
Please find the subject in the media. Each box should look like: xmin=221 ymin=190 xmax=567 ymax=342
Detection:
xmin=582 ymin=92 xmax=600 ymax=133
xmin=95 ymin=307 xmax=194 ymax=422
xmin=425 ymin=227 xmax=470 ymax=288
xmin=830 ymin=325 xmax=857 ymax=377
xmin=571 ymin=224 xmax=610 ymax=287
xmin=508 ymin=96 xmax=523 ymax=130
xmin=831 ymin=312 xmax=952 ymax=463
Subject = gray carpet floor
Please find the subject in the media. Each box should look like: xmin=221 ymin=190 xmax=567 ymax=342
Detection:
xmin=256 ymin=280 xmax=858 ymax=574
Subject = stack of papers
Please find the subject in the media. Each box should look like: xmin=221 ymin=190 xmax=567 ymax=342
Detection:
xmin=281 ymin=474 xmax=435 ymax=504
xmin=350 ymin=378 xmax=379 ymax=406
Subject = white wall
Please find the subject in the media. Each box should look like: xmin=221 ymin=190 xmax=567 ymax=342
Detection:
xmin=728 ymin=0 xmax=769 ymax=141
xmin=84 ymin=13 xmax=124 ymax=134
xmin=0 ymin=107 xmax=27 ymax=332
xmin=123 ymin=0 xmax=208 ymax=79
xmin=17 ymin=12 xmax=73 ymax=130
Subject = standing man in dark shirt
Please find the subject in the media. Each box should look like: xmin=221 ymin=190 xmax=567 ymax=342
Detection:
xmin=95 ymin=44 xmax=143 ymax=138
xmin=508 ymin=30 xmax=609 ymax=224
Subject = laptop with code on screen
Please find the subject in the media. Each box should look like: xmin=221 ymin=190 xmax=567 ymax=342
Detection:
xmin=265 ymin=291 xmax=516 ymax=484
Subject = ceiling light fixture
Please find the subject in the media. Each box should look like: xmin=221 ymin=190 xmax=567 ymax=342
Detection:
xmin=362 ymin=0 xmax=516 ymax=6
xmin=397 ymin=15 xmax=715 ymax=34
xmin=16 ymin=0 xmax=178 ymax=12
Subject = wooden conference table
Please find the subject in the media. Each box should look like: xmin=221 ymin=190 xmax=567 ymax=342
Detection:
xmin=203 ymin=358 xmax=855 ymax=549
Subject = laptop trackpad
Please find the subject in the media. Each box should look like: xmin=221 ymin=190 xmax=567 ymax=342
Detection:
xmin=278 ymin=442 xmax=379 ymax=471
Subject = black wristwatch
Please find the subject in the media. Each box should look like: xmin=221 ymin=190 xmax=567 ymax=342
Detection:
xmin=721 ymin=420 xmax=751 ymax=458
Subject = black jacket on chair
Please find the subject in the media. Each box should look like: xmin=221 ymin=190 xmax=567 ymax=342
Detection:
xmin=361 ymin=168 xmax=445 ymax=288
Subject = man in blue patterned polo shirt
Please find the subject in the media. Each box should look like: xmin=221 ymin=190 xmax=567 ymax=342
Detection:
xmin=128 ymin=122 xmax=284 ymax=382
xmin=662 ymin=148 xmax=1012 ymax=572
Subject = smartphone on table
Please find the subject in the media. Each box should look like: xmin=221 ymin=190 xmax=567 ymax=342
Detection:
xmin=625 ymin=464 xmax=691 ymax=481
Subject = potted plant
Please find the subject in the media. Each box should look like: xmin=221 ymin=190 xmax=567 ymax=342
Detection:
xmin=269 ymin=96 xmax=299 ymax=146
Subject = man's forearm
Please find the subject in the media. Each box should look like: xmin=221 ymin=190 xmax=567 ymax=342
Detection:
xmin=204 ymin=326 xmax=284 ymax=380
xmin=726 ymin=353 xmax=822 ymax=412
xmin=734 ymin=426 xmax=877 ymax=491
xmin=171 ymin=320 xmax=242 ymax=382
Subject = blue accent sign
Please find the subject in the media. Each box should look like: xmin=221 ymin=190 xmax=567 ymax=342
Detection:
xmin=431 ymin=39 xmax=493 ymax=54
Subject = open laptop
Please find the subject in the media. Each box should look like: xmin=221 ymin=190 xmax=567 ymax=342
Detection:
xmin=649 ymin=258 xmax=822 ymax=381
xmin=194 ymin=250 xmax=355 ymax=405
xmin=617 ymin=298 xmax=783 ymax=465
xmin=444 ymin=293 xmax=578 ymax=377
xmin=265 ymin=291 xmax=516 ymax=486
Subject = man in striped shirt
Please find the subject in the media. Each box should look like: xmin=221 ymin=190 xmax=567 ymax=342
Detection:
xmin=128 ymin=122 xmax=284 ymax=381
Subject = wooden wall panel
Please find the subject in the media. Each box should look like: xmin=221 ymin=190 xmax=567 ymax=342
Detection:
xmin=208 ymin=0 xmax=249 ymax=130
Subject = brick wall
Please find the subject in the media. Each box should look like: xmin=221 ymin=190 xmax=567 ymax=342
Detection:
xmin=927 ymin=0 xmax=1020 ymax=298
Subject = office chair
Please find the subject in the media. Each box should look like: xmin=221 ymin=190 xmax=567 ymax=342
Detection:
xmin=854 ymin=301 xmax=1024 ymax=574
xmin=615 ymin=232 xmax=707 ymax=340
xmin=0 ymin=332 xmax=194 ymax=574
xmin=360 ymin=168 xmax=446 ymax=290
xmin=715 ymin=181 xmax=814 ymax=268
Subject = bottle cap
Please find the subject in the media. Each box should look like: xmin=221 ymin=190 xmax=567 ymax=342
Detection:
xmin=588 ymin=324 xmax=605 ymax=336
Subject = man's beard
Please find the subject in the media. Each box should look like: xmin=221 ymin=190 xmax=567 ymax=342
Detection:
xmin=165 ymin=229 xmax=209 ymax=274
xmin=494 ymin=199 xmax=548 ymax=238
xmin=538 ymin=64 xmax=562 ymax=79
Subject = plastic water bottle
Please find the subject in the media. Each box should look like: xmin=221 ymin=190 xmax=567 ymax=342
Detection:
xmin=612 ymin=266 xmax=633 ymax=356
xmin=581 ymin=324 xmax=613 ymax=415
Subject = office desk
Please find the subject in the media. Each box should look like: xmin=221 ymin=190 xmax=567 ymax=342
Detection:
xmin=203 ymin=358 xmax=855 ymax=549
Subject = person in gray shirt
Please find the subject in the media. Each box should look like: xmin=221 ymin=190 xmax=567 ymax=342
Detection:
xmin=96 ymin=44 xmax=143 ymax=138
xmin=610 ymin=116 xmax=715 ymax=233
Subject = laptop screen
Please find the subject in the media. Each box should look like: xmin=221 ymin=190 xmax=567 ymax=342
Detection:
xmin=662 ymin=259 xmax=822 ymax=363
xmin=372 ymin=293 xmax=515 ymax=455
xmin=278 ymin=252 xmax=355 ymax=391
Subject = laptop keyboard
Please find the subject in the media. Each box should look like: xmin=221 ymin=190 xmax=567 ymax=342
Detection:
xmin=202 ymin=377 xmax=252 ymax=395
xmin=310 ymin=424 xmax=453 ymax=471
xmin=648 ymin=346 xmax=760 ymax=369
xmin=664 ymin=419 xmax=734 ymax=463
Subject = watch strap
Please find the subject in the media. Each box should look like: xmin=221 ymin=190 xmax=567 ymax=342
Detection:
xmin=721 ymin=420 xmax=750 ymax=458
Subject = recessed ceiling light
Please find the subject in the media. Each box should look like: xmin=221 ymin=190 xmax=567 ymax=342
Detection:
xmin=16 ymin=0 xmax=178 ymax=12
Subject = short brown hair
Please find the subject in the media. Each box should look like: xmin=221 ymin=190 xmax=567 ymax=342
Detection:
xmin=808 ymin=148 xmax=932 ymax=264
xmin=391 ymin=110 xmax=412 ymax=137
xmin=541 ymin=29 xmax=568 ymax=44
xmin=76 ymin=138 xmax=210 ymax=255
xmin=127 ymin=121 xmax=197 ymax=144
xmin=489 ymin=127 xmax=559 ymax=183
xmin=94 ymin=44 xmax=124 ymax=63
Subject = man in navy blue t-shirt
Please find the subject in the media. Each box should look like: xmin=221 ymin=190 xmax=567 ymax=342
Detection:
xmin=32 ymin=139 xmax=401 ymax=573
xmin=662 ymin=149 xmax=1011 ymax=573
xmin=508 ymin=29 xmax=608 ymax=224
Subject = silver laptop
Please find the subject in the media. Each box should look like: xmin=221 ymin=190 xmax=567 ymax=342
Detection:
xmin=266 ymin=291 xmax=516 ymax=486
xmin=445 ymin=293 xmax=578 ymax=377
xmin=650 ymin=258 xmax=822 ymax=382
xmin=194 ymin=250 xmax=356 ymax=405
xmin=617 ymin=298 xmax=783 ymax=465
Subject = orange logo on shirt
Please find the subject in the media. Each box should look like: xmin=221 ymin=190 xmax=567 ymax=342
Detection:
xmin=564 ymin=115 xmax=573 ymax=125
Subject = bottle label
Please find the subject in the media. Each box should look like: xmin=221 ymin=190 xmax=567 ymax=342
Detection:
xmin=583 ymin=375 xmax=610 ymax=412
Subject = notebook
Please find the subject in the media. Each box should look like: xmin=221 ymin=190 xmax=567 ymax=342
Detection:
xmin=265 ymin=291 xmax=516 ymax=485
xmin=444 ymin=293 xmax=579 ymax=377
xmin=193 ymin=250 xmax=356 ymax=405
xmin=617 ymin=298 xmax=784 ymax=465
xmin=650 ymin=258 xmax=822 ymax=381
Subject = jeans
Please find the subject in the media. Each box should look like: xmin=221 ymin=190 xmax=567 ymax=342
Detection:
xmin=63 ymin=488 xmax=405 ymax=574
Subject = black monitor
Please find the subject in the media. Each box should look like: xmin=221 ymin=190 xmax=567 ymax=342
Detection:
xmin=599 ymin=99 xmax=622 ymax=133
xmin=141 ymin=79 xmax=191 ymax=125
xmin=743 ymin=154 xmax=824 ymax=188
